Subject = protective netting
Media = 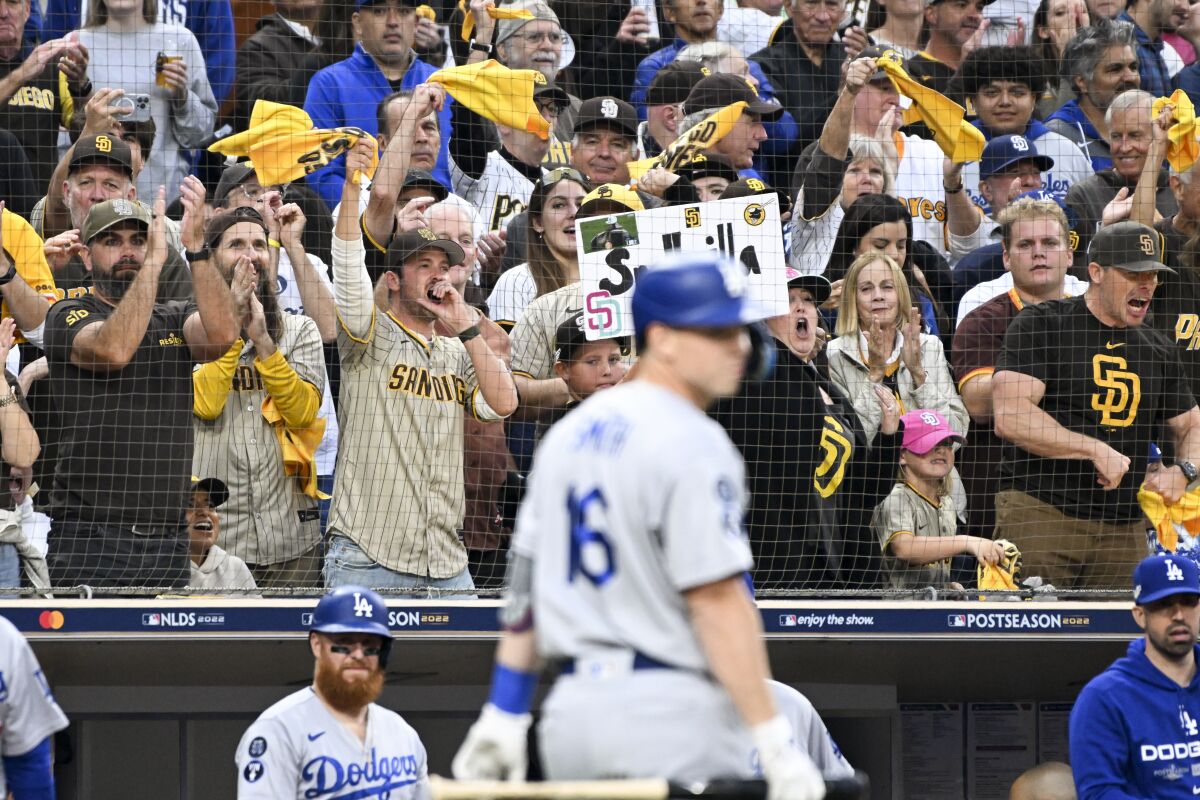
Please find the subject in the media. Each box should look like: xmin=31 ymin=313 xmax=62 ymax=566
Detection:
xmin=0 ymin=0 xmax=1194 ymax=597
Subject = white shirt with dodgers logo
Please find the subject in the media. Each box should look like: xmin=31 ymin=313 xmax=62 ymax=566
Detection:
xmin=236 ymin=687 xmax=431 ymax=800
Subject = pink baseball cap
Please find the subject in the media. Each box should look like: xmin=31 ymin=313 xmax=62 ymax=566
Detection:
xmin=901 ymin=409 xmax=963 ymax=454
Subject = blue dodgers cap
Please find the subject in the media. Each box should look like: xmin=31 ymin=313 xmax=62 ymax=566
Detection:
xmin=1133 ymin=554 xmax=1200 ymax=605
xmin=979 ymin=134 xmax=1054 ymax=180
xmin=632 ymin=253 xmax=770 ymax=344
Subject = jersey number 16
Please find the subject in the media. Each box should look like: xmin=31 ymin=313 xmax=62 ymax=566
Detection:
xmin=567 ymin=487 xmax=616 ymax=587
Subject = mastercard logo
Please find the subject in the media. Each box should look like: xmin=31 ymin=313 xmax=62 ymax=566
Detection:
xmin=38 ymin=611 xmax=64 ymax=630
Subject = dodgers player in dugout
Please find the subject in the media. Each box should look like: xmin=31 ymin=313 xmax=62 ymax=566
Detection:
xmin=236 ymin=585 xmax=430 ymax=799
xmin=1070 ymin=553 xmax=1200 ymax=799
xmin=453 ymin=254 xmax=827 ymax=800
xmin=0 ymin=614 xmax=68 ymax=800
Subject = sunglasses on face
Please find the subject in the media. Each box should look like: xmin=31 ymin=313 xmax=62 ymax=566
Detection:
xmin=329 ymin=643 xmax=383 ymax=657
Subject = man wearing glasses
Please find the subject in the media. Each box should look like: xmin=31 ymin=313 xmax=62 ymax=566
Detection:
xmin=462 ymin=0 xmax=581 ymax=141
xmin=236 ymin=586 xmax=432 ymax=799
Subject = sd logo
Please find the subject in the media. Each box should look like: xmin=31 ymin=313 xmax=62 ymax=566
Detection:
xmin=1091 ymin=354 xmax=1141 ymax=427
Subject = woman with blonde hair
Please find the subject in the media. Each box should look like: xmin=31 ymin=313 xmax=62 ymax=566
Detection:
xmin=80 ymin=0 xmax=217 ymax=204
xmin=826 ymin=251 xmax=967 ymax=444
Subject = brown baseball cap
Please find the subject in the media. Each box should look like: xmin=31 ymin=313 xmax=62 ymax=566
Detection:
xmin=70 ymin=133 xmax=135 ymax=178
xmin=647 ymin=62 xmax=709 ymax=107
xmin=1089 ymin=221 xmax=1175 ymax=273
xmin=386 ymin=228 xmax=465 ymax=268
xmin=81 ymin=198 xmax=151 ymax=243
xmin=574 ymin=97 xmax=639 ymax=137
xmin=683 ymin=73 xmax=783 ymax=120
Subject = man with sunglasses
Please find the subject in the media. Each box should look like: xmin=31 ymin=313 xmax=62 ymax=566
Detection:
xmin=237 ymin=585 xmax=431 ymax=799
xmin=1070 ymin=554 xmax=1200 ymax=799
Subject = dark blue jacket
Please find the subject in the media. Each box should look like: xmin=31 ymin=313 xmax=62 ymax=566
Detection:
xmin=1119 ymin=11 xmax=1174 ymax=98
xmin=1046 ymin=99 xmax=1113 ymax=173
xmin=1176 ymin=62 xmax=1200 ymax=102
xmin=302 ymin=44 xmax=452 ymax=209
xmin=1070 ymin=638 xmax=1200 ymax=799
xmin=42 ymin=0 xmax=235 ymax=103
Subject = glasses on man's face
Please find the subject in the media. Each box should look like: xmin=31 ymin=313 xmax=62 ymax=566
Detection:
xmin=329 ymin=642 xmax=383 ymax=657
xmin=238 ymin=184 xmax=283 ymax=204
xmin=516 ymin=29 xmax=566 ymax=46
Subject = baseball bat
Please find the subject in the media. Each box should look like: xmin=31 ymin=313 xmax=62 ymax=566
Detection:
xmin=430 ymin=772 xmax=870 ymax=800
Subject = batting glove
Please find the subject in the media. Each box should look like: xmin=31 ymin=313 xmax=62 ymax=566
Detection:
xmin=452 ymin=703 xmax=532 ymax=782
xmin=753 ymin=715 xmax=827 ymax=800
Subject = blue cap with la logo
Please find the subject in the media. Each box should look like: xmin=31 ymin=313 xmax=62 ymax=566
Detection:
xmin=1133 ymin=554 xmax=1200 ymax=605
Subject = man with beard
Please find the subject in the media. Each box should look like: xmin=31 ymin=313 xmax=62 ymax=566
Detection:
xmin=42 ymin=183 xmax=239 ymax=590
xmin=191 ymin=206 xmax=327 ymax=589
xmin=236 ymin=585 xmax=431 ymax=798
xmin=1070 ymin=554 xmax=1200 ymax=798
xmin=327 ymin=141 xmax=517 ymax=595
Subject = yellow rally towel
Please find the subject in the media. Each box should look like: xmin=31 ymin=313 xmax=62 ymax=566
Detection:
xmin=210 ymin=100 xmax=379 ymax=186
xmin=428 ymin=60 xmax=551 ymax=139
xmin=627 ymin=101 xmax=747 ymax=182
xmin=875 ymin=49 xmax=985 ymax=163
xmin=459 ymin=0 xmax=534 ymax=41
xmin=1139 ymin=485 xmax=1200 ymax=553
xmin=416 ymin=4 xmax=436 ymax=20
xmin=977 ymin=538 xmax=1022 ymax=591
xmin=262 ymin=397 xmax=330 ymax=500
xmin=1152 ymin=89 xmax=1200 ymax=173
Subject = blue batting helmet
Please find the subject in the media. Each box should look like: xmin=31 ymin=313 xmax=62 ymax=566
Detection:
xmin=310 ymin=586 xmax=393 ymax=667
xmin=632 ymin=253 xmax=775 ymax=380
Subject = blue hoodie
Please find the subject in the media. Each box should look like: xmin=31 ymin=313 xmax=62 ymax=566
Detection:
xmin=1071 ymin=638 xmax=1200 ymax=799
xmin=1046 ymin=99 xmax=1113 ymax=173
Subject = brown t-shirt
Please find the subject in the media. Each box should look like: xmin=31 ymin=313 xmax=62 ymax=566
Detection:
xmin=951 ymin=289 xmax=1022 ymax=537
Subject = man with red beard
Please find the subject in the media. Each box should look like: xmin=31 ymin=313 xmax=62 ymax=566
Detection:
xmin=236 ymin=585 xmax=431 ymax=799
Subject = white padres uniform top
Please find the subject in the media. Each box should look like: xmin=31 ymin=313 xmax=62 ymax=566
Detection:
xmin=515 ymin=381 xmax=754 ymax=670
xmin=0 ymin=616 xmax=68 ymax=795
xmin=894 ymin=133 xmax=952 ymax=260
xmin=236 ymin=687 xmax=431 ymax=800
xmin=511 ymin=282 xmax=583 ymax=380
xmin=451 ymin=151 xmax=538 ymax=233
xmin=487 ymin=263 xmax=537 ymax=328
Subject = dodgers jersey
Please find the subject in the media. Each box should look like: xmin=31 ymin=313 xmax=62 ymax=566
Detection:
xmin=515 ymin=381 xmax=754 ymax=672
xmin=0 ymin=615 xmax=68 ymax=795
xmin=236 ymin=687 xmax=431 ymax=800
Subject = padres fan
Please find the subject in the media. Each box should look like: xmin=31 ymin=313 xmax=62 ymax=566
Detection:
xmin=0 ymin=613 xmax=68 ymax=799
xmin=236 ymin=585 xmax=431 ymax=799
xmin=993 ymin=222 xmax=1200 ymax=589
xmin=453 ymin=254 xmax=826 ymax=800
xmin=1070 ymin=554 xmax=1200 ymax=799
xmin=326 ymin=140 xmax=517 ymax=595
xmin=191 ymin=205 xmax=327 ymax=588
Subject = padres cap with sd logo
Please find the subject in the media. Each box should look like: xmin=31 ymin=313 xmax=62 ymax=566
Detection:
xmin=81 ymin=198 xmax=151 ymax=243
xmin=1088 ymin=221 xmax=1175 ymax=274
xmin=69 ymin=133 xmax=134 ymax=178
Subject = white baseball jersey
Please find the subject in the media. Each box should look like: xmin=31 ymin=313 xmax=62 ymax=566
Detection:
xmin=0 ymin=616 xmax=68 ymax=795
xmin=894 ymin=132 xmax=951 ymax=260
xmin=763 ymin=681 xmax=854 ymax=780
xmin=515 ymin=381 xmax=754 ymax=671
xmin=487 ymin=263 xmax=537 ymax=328
xmin=236 ymin=687 xmax=431 ymax=800
xmin=451 ymin=151 xmax=537 ymax=233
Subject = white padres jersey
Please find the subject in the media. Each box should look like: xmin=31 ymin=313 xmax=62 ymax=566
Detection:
xmin=487 ymin=263 xmax=537 ymax=328
xmin=894 ymin=133 xmax=951 ymax=260
xmin=451 ymin=151 xmax=537 ymax=233
xmin=515 ymin=381 xmax=754 ymax=671
xmin=236 ymin=687 xmax=431 ymax=800
xmin=0 ymin=616 xmax=68 ymax=795
xmin=761 ymin=681 xmax=854 ymax=780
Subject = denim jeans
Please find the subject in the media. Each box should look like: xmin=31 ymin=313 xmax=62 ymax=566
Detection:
xmin=323 ymin=534 xmax=477 ymax=599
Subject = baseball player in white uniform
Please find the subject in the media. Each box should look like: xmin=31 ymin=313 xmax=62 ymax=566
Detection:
xmin=0 ymin=614 xmax=68 ymax=799
xmin=452 ymin=254 xmax=826 ymax=800
xmin=236 ymin=585 xmax=431 ymax=800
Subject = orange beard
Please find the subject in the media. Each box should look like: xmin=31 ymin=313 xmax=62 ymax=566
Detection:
xmin=315 ymin=655 xmax=385 ymax=713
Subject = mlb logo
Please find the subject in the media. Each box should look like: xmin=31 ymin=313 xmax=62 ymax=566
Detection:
xmin=779 ymin=615 xmax=797 ymax=627
xmin=142 ymin=613 xmax=162 ymax=626
xmin=301 ymin=613 xmax=314 ymax=626
xmin=947 ymin=614 xmax=967 ymax=628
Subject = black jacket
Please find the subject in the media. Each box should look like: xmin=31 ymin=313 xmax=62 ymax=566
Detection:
xmin=233 ymin=14 xmax=331 ymax=133
xmin=711 ymin=340 xmax=902 ymax=591
xmin=749 ymin=25 xmax=845 ymax=155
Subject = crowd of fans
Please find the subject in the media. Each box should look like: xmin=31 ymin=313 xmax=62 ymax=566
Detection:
xmin=0 ymin=0 xmax=1197 ymax=596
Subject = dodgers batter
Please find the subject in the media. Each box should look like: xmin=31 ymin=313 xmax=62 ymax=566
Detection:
xmin=0 ymin=615 xmax=68 ymax=799
xmin=453 ymin=254 xmax=826 ymax=800
xmin=236 ymin=586 xmax=431 ymax=800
